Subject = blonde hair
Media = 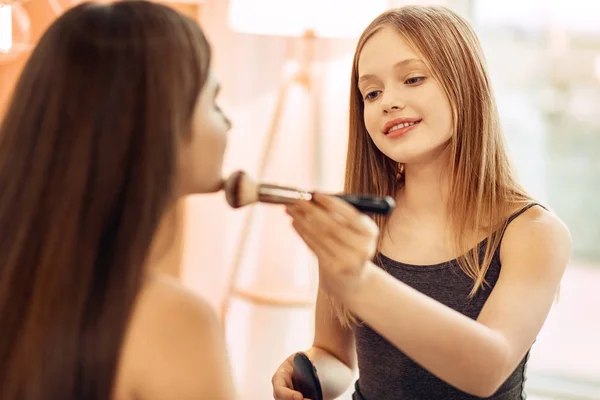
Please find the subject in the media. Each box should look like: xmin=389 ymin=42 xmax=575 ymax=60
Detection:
xmin=332 ymin=6 xmax=533 ymax=327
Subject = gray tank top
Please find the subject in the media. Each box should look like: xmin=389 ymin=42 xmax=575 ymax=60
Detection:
xmin=353 ymin=204 xmax=541 ymax=400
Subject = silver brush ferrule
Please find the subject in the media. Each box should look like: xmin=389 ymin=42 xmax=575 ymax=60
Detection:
xmin=257 ymin=184 xmax=313 ymax=205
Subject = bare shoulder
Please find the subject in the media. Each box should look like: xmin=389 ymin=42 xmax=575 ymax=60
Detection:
xmin=115 ymin=274 xmax=235 ymax=400
xmin=503 ymin=205 xmax=571 ymax=248
xmin=135 ymin=273 xmax=220 ymax=330
xmin=500 ymin=204 xmax=572 ymax=275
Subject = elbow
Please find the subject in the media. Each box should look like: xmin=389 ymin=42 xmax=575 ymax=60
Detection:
xmin=461 ymin=343 xmax=513 ymax=398
xmin=462 ymin=370 xmax=508 ymax=398
xmin=468 ymin=380 xmax=504 ymax=399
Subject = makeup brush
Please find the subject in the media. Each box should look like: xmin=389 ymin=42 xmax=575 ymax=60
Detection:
xmin=223 ymin=170 xmax=395 ymax=215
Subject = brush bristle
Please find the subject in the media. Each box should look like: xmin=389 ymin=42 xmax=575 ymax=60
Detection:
xmin=224 ymin=170 xmax=259 ymax=208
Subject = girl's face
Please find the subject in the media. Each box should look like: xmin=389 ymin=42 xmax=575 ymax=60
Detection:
xmin=357 ymin=26 xmax=454 ymax=166
xmin=180 ymin=70 xmax=232 ymax=195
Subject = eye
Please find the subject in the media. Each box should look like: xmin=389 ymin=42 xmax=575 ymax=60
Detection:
xmin=364 ymin=90 xmax=381 ymax=101
xmin=405 ymin=76 xmax=425 ymax=85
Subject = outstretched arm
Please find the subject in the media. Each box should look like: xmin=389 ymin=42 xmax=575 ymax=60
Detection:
xmin=287 ymin=195 xmax=570 ymax=397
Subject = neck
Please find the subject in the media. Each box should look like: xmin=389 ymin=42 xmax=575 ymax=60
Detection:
xmin=397 ymin=156 xmax=451 ymax=220
xmin=147 ymin=199 xmax=186 ymax=279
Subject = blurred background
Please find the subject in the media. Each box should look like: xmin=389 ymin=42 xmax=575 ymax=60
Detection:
xmin=1 ymin=0 xmax=598 ymax=399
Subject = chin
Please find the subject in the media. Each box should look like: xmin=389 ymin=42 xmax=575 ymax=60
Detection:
xmin=379 ymin=150 xmax=413 ymax=164
xmin=184 ymin=177 xmax=225 ymax=196
xmin=385 ymin=146 xmax=448 ymax=166
xmin=206 ymin=179 xmax=225 ymax=193
xmin=199 ymin=179 xmax=224 ymax=194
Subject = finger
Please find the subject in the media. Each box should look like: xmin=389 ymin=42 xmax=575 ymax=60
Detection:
xmin=313 ymin=193 xmax=361 ymax=219
xmin=272 ymin=363 xmax=294 ymax=388
xmin=289 ymin=203 xmax=346 ymax=253
xmin=293 ymin=200 xmax=373 ymax=250
xmin=272 ymin=385 xmax=304 ymax=400
xmin=294 ymin=219 xmax=373 ymax=274
xmin=272 ymin=370 xmax=303 ymax=400
xmin=292 ymin=219 xmax=340 ymax=262
xmin=294 ymin=199 xmax=347 ymax=234
xmin=285 ymin=201 xmax=305 ymax=217
xmin=313 ymin=193 xmax=379 ymax=236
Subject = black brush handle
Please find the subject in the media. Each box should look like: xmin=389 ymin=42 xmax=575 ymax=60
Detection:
xmin=335 ymin=194 xmax=396 ymax=215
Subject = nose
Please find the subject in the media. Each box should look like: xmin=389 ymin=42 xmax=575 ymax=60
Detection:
xmin=223 ymin=114 xmax=232 ymax=131
xmin=380 ymin=88 xmax=406 ymax=114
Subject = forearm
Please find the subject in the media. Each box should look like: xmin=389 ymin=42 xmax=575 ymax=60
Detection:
xmin=306 ymin=346 xmax=356 ymax=400
xmin=341 ymin=263 xmax=510 ymax=397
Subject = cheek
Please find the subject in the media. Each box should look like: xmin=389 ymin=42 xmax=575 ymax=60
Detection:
xmin=211 ymin=109 xmax=231 ymax=138
xmin=422 ymin=92 xmax=453 ymax=137
xmin=196 ymin=110 xmax=228 ymax=145
xmin=189 ymin=112 xmax=228 ymax=170
xmin=437 ymin=102 xmax=454 ymax=139
xmin=363 ymin=105 xmax=380 ymax=135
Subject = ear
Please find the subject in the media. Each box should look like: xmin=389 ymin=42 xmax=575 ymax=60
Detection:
xmin=396 ymin=163 xmax=405 ymax=180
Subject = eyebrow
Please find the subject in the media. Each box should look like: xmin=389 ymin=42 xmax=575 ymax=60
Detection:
xmin=358 ymin=58 xmax=426 ymax=84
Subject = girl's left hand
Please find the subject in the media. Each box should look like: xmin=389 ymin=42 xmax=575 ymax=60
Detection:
xmin=286 ymin=193 xmax=379 ymax=297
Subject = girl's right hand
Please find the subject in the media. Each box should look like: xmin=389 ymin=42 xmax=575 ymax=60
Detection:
xmin=271 ymin=353 xmax=307 ymax=400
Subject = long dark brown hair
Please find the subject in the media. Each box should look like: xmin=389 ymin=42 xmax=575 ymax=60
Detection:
xmin=0 ymin=1 xmax=211 ymax=398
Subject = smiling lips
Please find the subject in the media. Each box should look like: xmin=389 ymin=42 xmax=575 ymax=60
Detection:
xmin=383 ymin=118 xmax=422 ymax=138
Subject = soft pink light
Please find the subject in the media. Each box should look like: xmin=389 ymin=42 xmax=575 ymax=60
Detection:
xmin=228 ymin=0 xmax=389 ymax=38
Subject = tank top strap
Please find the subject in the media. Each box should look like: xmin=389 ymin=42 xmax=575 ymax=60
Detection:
xmin=508 ymin=202 xmax=544 ymax=224
xmin=500 ymin=202 xmax=547 ymax=241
